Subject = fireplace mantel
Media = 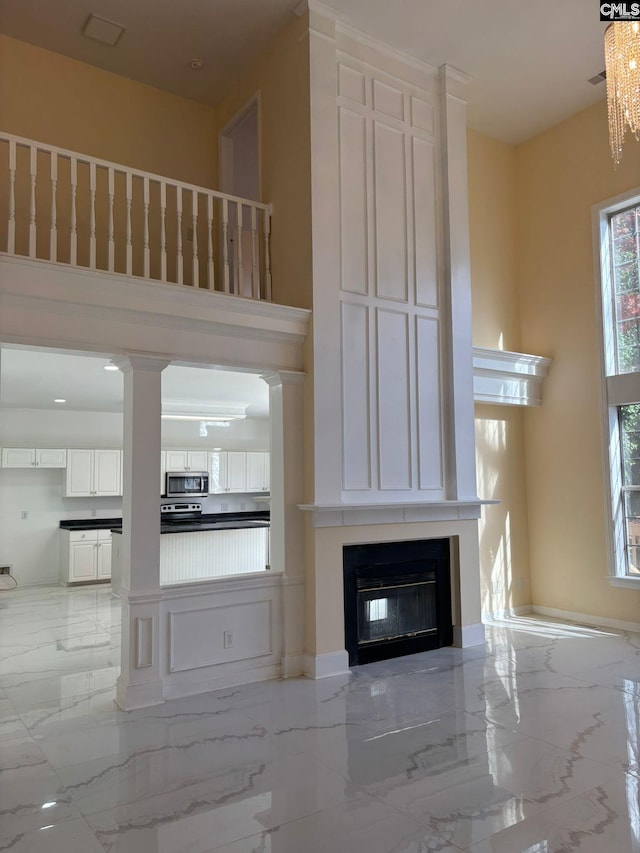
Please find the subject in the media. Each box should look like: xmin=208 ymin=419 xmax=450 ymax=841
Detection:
xmin=299 ymin=499 xmax=498 ymax=528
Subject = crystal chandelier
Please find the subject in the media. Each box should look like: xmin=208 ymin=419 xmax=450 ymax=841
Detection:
xmin=605 ymin=22 xmax=640 ymax=165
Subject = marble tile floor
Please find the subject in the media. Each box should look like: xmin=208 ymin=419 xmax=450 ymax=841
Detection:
xmin=3 ymin=588 xmax=640 ymax=851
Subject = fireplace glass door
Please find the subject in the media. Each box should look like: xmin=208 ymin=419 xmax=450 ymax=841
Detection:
xmin=357 ymin=573 xmax=437 ymax=645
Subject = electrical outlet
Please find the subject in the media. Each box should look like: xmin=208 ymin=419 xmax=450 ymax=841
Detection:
xmin=21 ymin=511 xmax=28 ymax=520
xmin=0 ymin=566 xmax=11 ymax=575
xmin=240 ymin=502 xmax=246 ymax=510
xmin=91 ymin=508 xmax=97 ymax=517
xmin=223 ymin=630 xmax=233 ymax=649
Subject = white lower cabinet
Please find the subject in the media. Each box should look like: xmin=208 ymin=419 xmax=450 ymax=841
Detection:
xmin=60 ymin=529 xmax=112 ymax=584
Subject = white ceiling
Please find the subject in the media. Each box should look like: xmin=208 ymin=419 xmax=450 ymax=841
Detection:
xmin=0 ymin=348 xmax=270 ymax=418
xmin=0 ymin=0 xmax=609 ymax=143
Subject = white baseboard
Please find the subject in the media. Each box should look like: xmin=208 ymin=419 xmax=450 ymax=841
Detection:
xmin=484 ymin=605 xmax=533 ymax=621
xmin=282 ymin=654 xmax=305 ymax=678
xmin=453 ymin=622 xmax=486 ymax=648
xmin=532 ymin=605 xmax=640 ymax=634
xmin=115 ymin=676 xmax=164 ymax=711
xmin=303 ymin=650 xmax=350 ymax=679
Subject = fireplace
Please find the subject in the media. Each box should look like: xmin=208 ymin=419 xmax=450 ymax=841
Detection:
xmin=343 ymin=538 xmax=452 ymax=666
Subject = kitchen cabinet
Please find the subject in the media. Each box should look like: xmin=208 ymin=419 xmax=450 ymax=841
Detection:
xmin=246 ymin=452 xmax=270 ymax=492
xmin=60 ymin=529 xmax=112 ymax=584
xmin=65 ymin=449 xmax=121 ymax=497
xmin=160 ymin=451 xmax=167 ymax=496
xmin=209 ymin=450 xmax=270 ymax=494
xmin=165 ymin=450 xmax=209 ymax=472
xmin=1 ymin=448 xmax=67 ymax=468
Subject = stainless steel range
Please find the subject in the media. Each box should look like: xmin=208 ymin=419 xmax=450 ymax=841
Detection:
xmin=161 ymin=503 xmax=203 ymax=523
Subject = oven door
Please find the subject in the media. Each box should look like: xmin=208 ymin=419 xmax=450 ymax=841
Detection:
xmin=165 ymin=472 xmax=209 ymax=497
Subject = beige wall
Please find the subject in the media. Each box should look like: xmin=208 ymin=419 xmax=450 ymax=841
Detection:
xmin=468 ymin=129 xmax=519 ymax=351
xmin=215 ymin=15 xmax=312 ymax=310
xmin=467 ymin=130 xmax=532 ymax=616
xmin=0 ymin=35 xmax=218 ymax=188
xmin=517 ymin=99 xmax=640 ymax=623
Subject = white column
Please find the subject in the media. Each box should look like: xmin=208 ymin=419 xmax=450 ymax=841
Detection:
xmin=262 ymin=370 xmax=305 ymax=677
xmin=439 ymin=64 xmax=478 ymax=501
xmin=115 ymin=355 xmax=170 ymax=710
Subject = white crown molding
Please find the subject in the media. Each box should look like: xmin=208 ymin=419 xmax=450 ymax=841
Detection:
xmin=298 ymin=499 xmax=497 ymax=527
xmin=473 ymin=346 xmax=551 ymax=407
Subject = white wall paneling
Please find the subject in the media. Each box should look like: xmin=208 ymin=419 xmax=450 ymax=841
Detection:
xmin=160 ymin=573 xmax=283 ymax=698
xmin=416 ymin=316 xmax=444 ymax=490
xmin=373 ymin=121 xmax=408 ymax=302
xmin=339 ymin=107 xmax=368 ymax=295
xmin=169 ymin=600 xmax=272 ymax=672
xmin=341 ymin=301 xmax=371 ymax=490
xmin=376 ymin=308 xmax=411 ymax=489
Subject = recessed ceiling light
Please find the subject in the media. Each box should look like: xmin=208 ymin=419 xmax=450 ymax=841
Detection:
xmin=54 ymin=398 xmax=66 ymax=404
xmin=82 ymin=14 xmax=125 ymax=47
xmin=104 ymin=364 xmax=118 ymax=371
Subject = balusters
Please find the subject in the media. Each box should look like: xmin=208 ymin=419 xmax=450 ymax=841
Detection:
xmin=7 ymin=140 xmax=16 ymax=254
xmin=28 ymin=146 xmax=37 ymax=258
xmin=160 ymin=182 xmax=167 ymax=282
xmin=49 ymin=152 xmax=57 ymax=262
xmin=70 ymin=157 xmax=78 ymax=266
xmin=191 ymin=189 xmax=199 ymax=287
xmin=89 ymin=161 xmax=96 ymax=269
xmin=206 ymin=194 xmax=214 ymax=290
xmin=264 ymin=207 xmax=272 ymax=301
xmin=222 ymin=197 xmax=230 ymax=294
xmin=250 ymin=206 xmax=258 ymax=299
xmin=176 ymin=187 xmax=183 ymax=285
xmin=236 ymin=201 xmax=243 ymax=295
xmin=125 ymin=172 xmax=132 ymax=276
xmin=143 ymin=176 xmax=150 ymax=279
xmin=107 ymin=168 xmax=115 ymax=272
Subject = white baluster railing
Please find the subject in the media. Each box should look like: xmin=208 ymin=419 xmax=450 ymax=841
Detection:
xmin=0 ymin=131 xmax=273 ymax=301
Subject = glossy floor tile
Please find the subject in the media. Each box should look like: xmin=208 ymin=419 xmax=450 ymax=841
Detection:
xmin=4 ymin=588 xmax=640 ymax=851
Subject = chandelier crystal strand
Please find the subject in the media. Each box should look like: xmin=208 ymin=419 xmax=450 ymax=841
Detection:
xmin=605 ymin=22 xmax=640 ymax=165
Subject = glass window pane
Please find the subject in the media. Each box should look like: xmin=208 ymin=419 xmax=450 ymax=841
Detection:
xmin=611 ymin=207 xmax=640 ymax=375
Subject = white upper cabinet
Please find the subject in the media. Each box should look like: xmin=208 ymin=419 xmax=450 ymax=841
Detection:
xmin=1 ymin=448 xmax=67 ymax=468
xmin=65 ymin=449 xmax=121 ymax=497
xmin=227 ymin=452 xmax=247 ymax=492
xmin=246 ymin=452 xmax=270 ymax=492
xmin=209 ymin=451 xmax=228 ymax=494
xmin=165 ymin=450 xmax=209 ymax=472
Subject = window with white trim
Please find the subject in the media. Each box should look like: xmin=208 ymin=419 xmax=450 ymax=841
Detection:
xmin=595 ymin=192 xmax=640 ymax=583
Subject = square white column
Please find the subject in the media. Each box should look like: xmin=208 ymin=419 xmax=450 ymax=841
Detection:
xmin=262 ymin=370 xmax=305 ymax=677
xmin=115 ymin=355 xmax=169 ymax=710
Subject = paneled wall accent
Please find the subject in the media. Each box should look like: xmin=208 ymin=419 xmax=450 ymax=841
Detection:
xmin=337 ymin=56 xmax=444 ymax=501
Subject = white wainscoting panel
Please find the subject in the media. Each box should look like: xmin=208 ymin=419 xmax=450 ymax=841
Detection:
xmin=416 ymin=315 xmax=444 ymax=490
xmin=339 ymin=108 xmax=368 ymax=295
xmin=341 ymin=301 xmax=371 ymax=490
xmin=169 ymin=599 xmax=272 ymax=672
xmin=412 ymin=136 xmax=438 ymax=308
xmin=374 ymin=121 xmax=408 ymax=302
xmin=377 ymin=308 xmax=411 ymax=490
xmin=160 ymin=528 xmax=269 ymax=585
xmin=338 ymin=62 xmax=366 ymax=105
xmin=411 ymin=96 xmax=435 ymax=134
xmin=373 ymin=79 xmax=405 ymax=121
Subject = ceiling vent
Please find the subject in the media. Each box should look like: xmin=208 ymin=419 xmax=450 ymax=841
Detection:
xmin=588 ymin=70 xmax=607 ymax=85
xmin=82 ymin=14 xmax=125 ymax=47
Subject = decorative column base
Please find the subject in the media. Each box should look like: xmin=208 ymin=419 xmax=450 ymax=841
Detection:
xmin=303 ymin=649 xmax=350 ymax=679
xmin=453 ymin=622 xmax=486 ymax=648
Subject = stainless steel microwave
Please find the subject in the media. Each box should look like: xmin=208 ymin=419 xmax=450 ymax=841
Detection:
xmin=165 ymin=471 xmax=209 ymax=498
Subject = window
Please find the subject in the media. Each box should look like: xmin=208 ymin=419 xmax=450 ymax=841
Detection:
xmin=595 ymin=191 xmax=640 ymax=584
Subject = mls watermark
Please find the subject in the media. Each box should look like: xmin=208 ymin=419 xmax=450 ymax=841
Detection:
xmin=600 ymin=3 xmax=640 ymax=20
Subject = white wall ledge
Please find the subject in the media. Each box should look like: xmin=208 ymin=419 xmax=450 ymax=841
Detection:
xmin=473 ymin=346 xmax=551 ymax=407
xmin=298 ymin=499 xmax=498 ymax=528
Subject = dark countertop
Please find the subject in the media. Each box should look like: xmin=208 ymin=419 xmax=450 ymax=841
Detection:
xmin=61 ymin=511 xmax=270 ymax=535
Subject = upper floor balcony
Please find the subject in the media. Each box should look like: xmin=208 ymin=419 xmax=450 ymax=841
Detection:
xmin=0 ymin=132 xmax=273 ymax=302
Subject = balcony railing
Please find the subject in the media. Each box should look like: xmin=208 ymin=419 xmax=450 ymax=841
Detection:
xmin=0 ymin=132 xmax=272 ymax=300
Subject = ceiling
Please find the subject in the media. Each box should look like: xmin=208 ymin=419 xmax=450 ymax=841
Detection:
xmin=0 ymin=0 xmax=609 ymax=143
xmin=0 ymin=348 xmax=270 ymax=418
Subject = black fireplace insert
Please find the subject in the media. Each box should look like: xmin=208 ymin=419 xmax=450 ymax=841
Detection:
xmin=343 ymin=538 xmax=452 ymax=666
